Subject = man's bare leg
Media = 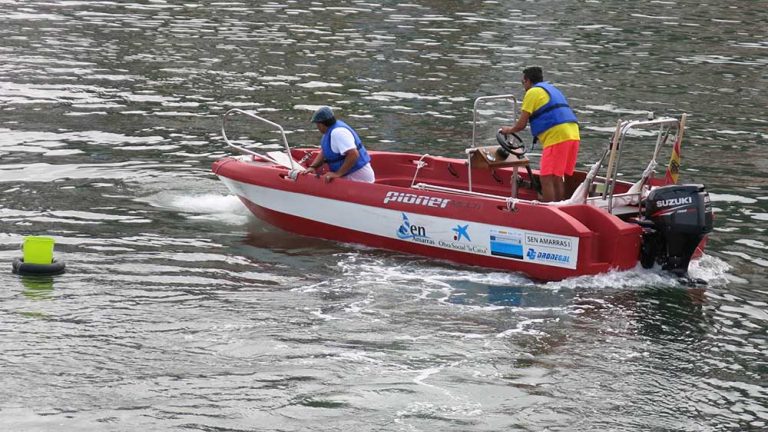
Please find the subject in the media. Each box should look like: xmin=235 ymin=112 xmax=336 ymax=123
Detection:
xmin=554 ymin=176 xmax=566 ymax=201
xmin=540 ymin=175 xmax=557 ymax=202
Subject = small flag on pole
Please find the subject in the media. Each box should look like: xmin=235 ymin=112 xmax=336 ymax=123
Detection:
xmin=665 ymin=114 xmax=686 ymax=185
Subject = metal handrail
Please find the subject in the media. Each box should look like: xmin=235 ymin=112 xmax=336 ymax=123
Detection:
xmin=603 ymin=116 xmax=683 ymax=212
xmin=410 ymin=154 xmax=431 ymax=188
xmin=466 ymin=94 xmax=519 ymax=192
xmin=413 ymin=182 xmax=511 ymax=201
xmin=471 ymin=94 xmax=518 ymax=148
xmin=220 ymin=108 xmax=295 ymax=170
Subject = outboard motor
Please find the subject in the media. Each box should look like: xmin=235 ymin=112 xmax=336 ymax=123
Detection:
xmin=639 ymin=184 xmax=713 ymax=276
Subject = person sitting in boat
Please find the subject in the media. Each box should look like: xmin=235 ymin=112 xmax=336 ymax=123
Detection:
xmin=304 ymin=106 xmax=376 ymax=183
xmin=499 ymin=66 xmax=580 ymax=202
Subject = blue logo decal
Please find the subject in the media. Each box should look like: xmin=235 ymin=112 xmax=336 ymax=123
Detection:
xmin=452 ymin=224 xmax=471 ymax=242
xmin=397 ymin=213 xmax=429 ymax=240
xmin=526 ymin=248 xmax=537 ymax=260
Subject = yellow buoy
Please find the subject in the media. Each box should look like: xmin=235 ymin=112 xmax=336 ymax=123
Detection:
xmin=22 ymin=236 xmax=55 ymax=264
xmin=13 ymin=236 xmax=65 ymax=275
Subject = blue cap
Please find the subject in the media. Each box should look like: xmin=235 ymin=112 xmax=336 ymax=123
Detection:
xmin=311 ymin=106 xmax=335 ymax=123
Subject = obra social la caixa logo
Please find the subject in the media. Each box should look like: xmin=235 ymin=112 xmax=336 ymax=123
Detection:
xmin=452 ymin=224 xmax=470 ymax=242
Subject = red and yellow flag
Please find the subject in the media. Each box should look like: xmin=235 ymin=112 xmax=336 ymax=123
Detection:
xmin=665 ymin=114 xmax=686 ymax=185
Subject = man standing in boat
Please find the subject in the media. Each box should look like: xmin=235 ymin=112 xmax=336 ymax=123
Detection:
xmin=500 ymin=66 xmax=580 ymax=202
xmin=304 ymin=106 xmax=376 ymax=183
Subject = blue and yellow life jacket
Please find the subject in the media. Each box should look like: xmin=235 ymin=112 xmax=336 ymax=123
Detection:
xmin=529 ymin=82 xmax=578 ymax=137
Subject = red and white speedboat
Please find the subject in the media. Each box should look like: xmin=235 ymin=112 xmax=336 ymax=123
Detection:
xmin=212 ymin=96 xmax=713 ymax=282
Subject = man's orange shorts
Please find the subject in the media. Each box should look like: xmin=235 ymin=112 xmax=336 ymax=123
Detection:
xmin=540 ymin=140 xmax=579 ymax=176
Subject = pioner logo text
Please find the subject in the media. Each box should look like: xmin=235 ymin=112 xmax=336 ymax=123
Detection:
xmin=383 ymin=191 xmax=450 ymax=208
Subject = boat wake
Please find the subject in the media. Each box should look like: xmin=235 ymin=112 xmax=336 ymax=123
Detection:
xmin=325 ymin=250 xmax=732 ymax=307
xmin=547 ymin=254 xmax=730 ymax=290
xmin=153 ymin=192 xmax=251 ymax=225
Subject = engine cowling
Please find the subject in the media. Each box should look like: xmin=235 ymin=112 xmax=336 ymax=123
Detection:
xmin=639 ymin=184 xmax=714 ymax=276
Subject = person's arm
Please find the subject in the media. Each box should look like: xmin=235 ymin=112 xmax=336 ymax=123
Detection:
xmin=303 ymin=152 xmax=325 ymax=175
xmin=500 ymin=110 xmax=531 ymax=135
xmin=324 ymin=148 xmax=359 ymax=182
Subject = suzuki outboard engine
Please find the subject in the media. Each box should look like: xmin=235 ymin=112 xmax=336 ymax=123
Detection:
xmin=639 ymin=184 xmax=713 ymax=276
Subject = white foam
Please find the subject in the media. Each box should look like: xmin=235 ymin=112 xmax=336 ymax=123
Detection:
xmin=171 ymin=193 xmax=245 ymax=213
xmin=168 ymin=193 xmax=251 ymax=225
xmin=333 ymin=250 xmax=732 ymax=293
xmin=708 ymin=193 xmax=757 ymax=204
xmin=548 ymin=255 xmax=732 ymax=290
xmin=297 ymin=81 xmax=343 ymax=88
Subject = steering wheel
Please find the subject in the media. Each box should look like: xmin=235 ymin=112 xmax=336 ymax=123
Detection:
xmin=496 ymin=130 xmax=526 ymax=157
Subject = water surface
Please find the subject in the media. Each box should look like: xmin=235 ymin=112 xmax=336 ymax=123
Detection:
xmin=1 ymin=1 xmax=766 ymax=431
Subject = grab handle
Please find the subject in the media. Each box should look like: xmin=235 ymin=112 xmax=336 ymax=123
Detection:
xmin=221 ymin=108 xmax=295 ymax=170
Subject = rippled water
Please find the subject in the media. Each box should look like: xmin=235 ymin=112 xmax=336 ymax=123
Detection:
xmin=1 ymin=1 xmax=766 ymax=431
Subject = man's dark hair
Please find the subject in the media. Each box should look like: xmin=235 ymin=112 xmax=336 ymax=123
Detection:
xmin=320 ymin=118 xmax=336 ymax=127
xmin=523 ymin=66 xmax=544 ymax=84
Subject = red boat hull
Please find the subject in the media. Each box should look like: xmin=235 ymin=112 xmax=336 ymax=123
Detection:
xmin=212 ymin=150 xmax=645 ymax=282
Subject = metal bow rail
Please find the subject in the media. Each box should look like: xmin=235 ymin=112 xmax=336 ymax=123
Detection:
xmin=220 ymin=108 xmax=296 ymax=170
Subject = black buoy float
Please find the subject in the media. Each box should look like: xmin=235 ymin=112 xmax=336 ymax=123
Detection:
xmin=12 ymin=236 xmax=66 ymax=276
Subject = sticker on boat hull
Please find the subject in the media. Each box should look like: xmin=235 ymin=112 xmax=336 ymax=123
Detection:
xmin=494 ymin=230 xmax=578 ymax=269
xmin=394 ymin=213 xmax=578 ymax=269
xmin=490 ymin=230 xmax=524 ymax=259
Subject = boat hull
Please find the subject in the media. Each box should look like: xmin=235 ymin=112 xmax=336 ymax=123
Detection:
xmin=213 ymin=152 xmax=644 ymax=281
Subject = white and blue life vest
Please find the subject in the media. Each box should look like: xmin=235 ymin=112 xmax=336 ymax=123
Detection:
xmin=320 ymin=120 xmax=371 ymax=175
